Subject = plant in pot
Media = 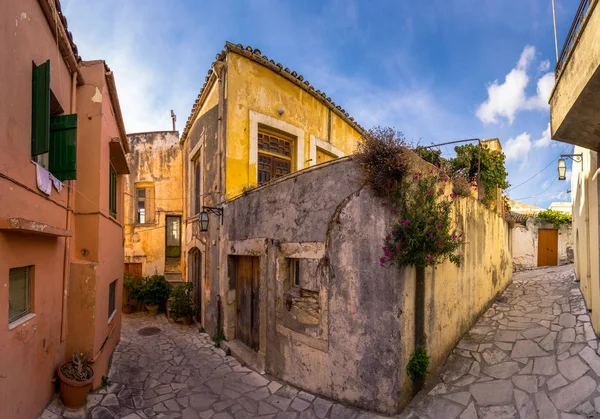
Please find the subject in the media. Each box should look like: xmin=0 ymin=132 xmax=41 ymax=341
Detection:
xmin=58 ymin=352 xmax=94 ymax=409
xmin=170 ymin=282 xmax=196 ymax=325
xmin=140 ymin=275 xmax=171 ymax=316
xmin=123 ymin=274 xmax=143 ymax=314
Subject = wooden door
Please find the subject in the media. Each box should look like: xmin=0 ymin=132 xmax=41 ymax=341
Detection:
xmin=236 ymin=256 xmax=260 ymax=351
xmin=124 ymin=263 xmax=142 ymax=277
xmin=188 ymin=248 xmax=201 ymax=319
xmin=538 ymin=229 xmax=559 ymax=266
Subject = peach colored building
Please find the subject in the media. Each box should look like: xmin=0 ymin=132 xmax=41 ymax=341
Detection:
xmin=0 ymin=1 xmax=129 ymax=418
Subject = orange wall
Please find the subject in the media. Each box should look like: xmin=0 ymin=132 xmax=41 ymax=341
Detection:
xmin=0 ymin=233 xmax=67 ymax=418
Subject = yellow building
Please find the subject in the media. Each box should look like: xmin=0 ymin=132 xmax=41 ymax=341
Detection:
xmin=549 ymin=0 xmax=600 ymax=331
xmin=124 ymin=131 xmax=184 ymax=283
xmin=180 ymin=42 xmax=364 ymax=332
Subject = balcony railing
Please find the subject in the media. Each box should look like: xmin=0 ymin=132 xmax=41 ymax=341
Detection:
xmin=555 ymin=0 xmax=597 ymax=77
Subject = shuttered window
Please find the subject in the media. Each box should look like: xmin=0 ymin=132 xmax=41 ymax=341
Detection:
xmin=108 ymin=279 xmax=117 ymax=320
xmin=135 ymin=185 xmax=155 ymax=224
xmin=257 ymin=130 xmax=293 ymax=185
xmin=109 ymin=164 xmax=117 ymax=218
xmin=49 ymin=114 xmax=77 ymax=180
xmin=31 ymin=61 xmax=50 ymax=157
xmin=9 ymin=267 xmax=33 ymax=324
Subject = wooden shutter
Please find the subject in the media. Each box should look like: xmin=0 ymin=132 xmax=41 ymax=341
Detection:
xmin=146 ymin=187 xmax=155 ymax=223
xmin=49 ymin=114 xmax=77 ymax=180
xmin=109 ymin=165 xmax=117 ymax=217
xmin=31 ymin=60 xmax=51 ymax=157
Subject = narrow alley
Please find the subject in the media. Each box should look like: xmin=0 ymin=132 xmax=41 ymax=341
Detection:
xmin=402 ymin=264 xmax=600 ymax=419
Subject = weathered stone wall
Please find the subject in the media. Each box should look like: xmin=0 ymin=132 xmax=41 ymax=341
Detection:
xmin=511 ymin=219 xmax=574 ymax=271
xmin=220 ymin=157 xmax=512 ymax=414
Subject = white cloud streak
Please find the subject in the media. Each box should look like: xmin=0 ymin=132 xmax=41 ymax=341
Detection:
xmin=476 ymin=46 xmax=554 ymax=124
xmin=504 ymin=132 xmax=531 ymax=164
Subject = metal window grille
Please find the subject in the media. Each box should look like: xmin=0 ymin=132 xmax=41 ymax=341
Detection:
xmin=9 ymin=266 xmax=32 ymax=324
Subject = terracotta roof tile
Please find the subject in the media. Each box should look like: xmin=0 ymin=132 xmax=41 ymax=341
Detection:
xmin=181 ymin=42 xmax=365 ymax=141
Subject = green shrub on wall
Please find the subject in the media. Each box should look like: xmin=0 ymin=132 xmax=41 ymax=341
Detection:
xmin=535 ymin=209 xmax=572 ymax=229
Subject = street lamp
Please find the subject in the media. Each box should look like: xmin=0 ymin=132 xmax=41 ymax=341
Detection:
xmin=557 ymin=154 xmax=583 ymax=181
xmin=198 ymin=207 xmax=223 ymax=232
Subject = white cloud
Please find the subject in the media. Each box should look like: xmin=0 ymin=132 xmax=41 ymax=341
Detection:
xmin=538 ymin=59 xmax=550 ymax=72
xmin=533 ymin=123 xmax=552 ymax=147
xmin=476 ymin=46 xmax=554 ymax=124
xmin=504 ymin=132 xmax=531 ymax=163
xmin=541 ymin=180 xmax=550 ymax=190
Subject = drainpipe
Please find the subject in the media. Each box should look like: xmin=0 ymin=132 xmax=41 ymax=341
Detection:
xmin=60 ymin=70 xmax=77 ymax=342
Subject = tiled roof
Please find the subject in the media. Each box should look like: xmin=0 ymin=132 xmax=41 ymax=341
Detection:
xmin=51 ymin=0 xmax=81 ymax=62
xmin=181 ymin=42 xmax=365 ymax=141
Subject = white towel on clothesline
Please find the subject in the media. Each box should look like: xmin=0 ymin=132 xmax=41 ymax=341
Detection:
xmin=33 ymin=162 xmax=52 ymax=195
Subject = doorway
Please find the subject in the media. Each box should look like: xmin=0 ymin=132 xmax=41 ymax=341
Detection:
xmin=188 ymin=248 xmax=202 ymax=320
xmin=235 ymin=256 xmax=260 ymax=351
xmin=538 ymin=229 xmax=558 ymax=266
xmin=165 ymin=216 xmax=181 ymax=273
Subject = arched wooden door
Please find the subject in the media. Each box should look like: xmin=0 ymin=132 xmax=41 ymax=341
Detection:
xmin=188 ymin=248 xmax=201 ymax=320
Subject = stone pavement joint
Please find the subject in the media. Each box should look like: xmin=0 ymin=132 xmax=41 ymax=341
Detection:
xmin=401 ymin=265 xmax=600 ymax=418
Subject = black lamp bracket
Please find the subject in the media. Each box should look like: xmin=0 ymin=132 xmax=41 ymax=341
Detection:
xmin=561 ymin=153 xmax=583 ymax=163
xmin=202 ymin=206 xmax=223 ymax=224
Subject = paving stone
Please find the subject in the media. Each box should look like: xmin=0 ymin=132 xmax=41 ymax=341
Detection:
xmin=519 ymin=359 xmax=534 ymax=374
xmin=495 ymin=342 xmax=513 ymax=351
xmin=521 ymin=327 xmax=550 ymax=340
xmin=101 ymin=394 xmax=119 ymax=407
xmin=512 ymin=375 xmax=538 ymax=393
xmin=533 ymin=355 xmax=558 ymax=376
xmin=511 ymin=340 xmax=548 ymax=358
xmin=468 ymin=361 xmax=480 ymax=377
xmin=495 ymin=330 xmax=517 ymax=342
xmin=478 ymin=404 xmax=517 ymax=419
xmin=559 ymin=313 xmax=577 ymax=328
xmin=559 ymin=328 xmax=576 ymax=343
xmin=481 ymin=347 xmax=509 ymax=365
xmin=414 ymin=397 xmax=463 ymax=419
xmin=442 ymin=391 xmax=471 ymax=406
xmin=441 ymin=355 xmax=472 ymax=383
xmin=241 ymin=372 xmax=270 ymax=388
xmin=482 ymin=361 xmax=520 ymax=379
xmin=547 ymin=373 xmax=569 ymax=391
xmin=90 ymin=406 xmax=119 ymax=419
xmin=297 ymin=391 xmax=315 ymax=402
xmin=514 ymin=389 xmax=537 ymax=419
xmin=550 ymin=376 xmax=596 ymax=412
xmin=258 ymin=401 xmax=280 ymax=415
xmin=575 ymin=400 xmax=595 ymax=415
xmin=557 ymin=356 xmax=589 ymax=381
xmin=189 ymin=393 xmax=219 ymax=411
xmin=578 ymin=346 xmax=600 ymax=375
xmin=534 ymin=391 xmax=559 ymax=419
xmin=469 ymin=380 xmax=513 ymax=406
xmin=452 ymin=375 xmax=477 ymax=386
xmin=329 ymin=404 xmax=358 ymax=419
xmin=540 ymin=331 xmax=558 ymax=351
xmin=268 ymin=382 xmax=283 ymax=394
xmin=290 ymin=398 xmax=311 ymax=412
xmin=266 ymin=395 xmax=293 ymax=411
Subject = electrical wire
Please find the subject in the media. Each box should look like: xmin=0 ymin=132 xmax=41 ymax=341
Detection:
xmin=506 ymin=145 xmax=570 ymax=192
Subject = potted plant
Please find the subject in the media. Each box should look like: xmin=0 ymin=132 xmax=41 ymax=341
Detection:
xmin=140 ymin=275 xmax=171 ymax=316
xmin=170 ymin=282 xmax=196 ymax=325
xmin=57 ymin=352 xmax=94 ymax=409
xmin=123 ymin=274 xmax=143 ymax=314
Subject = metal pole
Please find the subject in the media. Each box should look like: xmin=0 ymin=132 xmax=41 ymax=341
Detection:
xmin=552 ymin=0 xmax=559 ymax=62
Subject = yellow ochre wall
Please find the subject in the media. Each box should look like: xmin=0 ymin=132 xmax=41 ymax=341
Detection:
xmin=224 ymin=52 xmax=363 ymax=199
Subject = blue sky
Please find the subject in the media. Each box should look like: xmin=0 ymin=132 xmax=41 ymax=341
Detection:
xmin=62 ymin=0 xmax=580 ymax=207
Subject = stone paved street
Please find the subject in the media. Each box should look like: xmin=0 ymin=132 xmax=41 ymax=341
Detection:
xmin=401 ymin=265 xmax=600 ymax=419
xmin=40 ymin=313 xmax=380 ymax=419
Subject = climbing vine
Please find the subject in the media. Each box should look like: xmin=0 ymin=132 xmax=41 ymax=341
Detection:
xmin=535 ymin=209 xmax=572 ymax=229
xmin=407 ymin=348 xmax=430 ymax=383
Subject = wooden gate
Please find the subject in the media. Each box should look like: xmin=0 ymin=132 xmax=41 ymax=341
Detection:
xmin=235 ymin=256 xmax=260 ymax=351
xmin=124 ymin=263 xmax=142 ymax=277
xmin=538 ymin=229 xmax=559 ymax=266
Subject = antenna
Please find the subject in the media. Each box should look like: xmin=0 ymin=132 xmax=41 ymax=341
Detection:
xmin=171 ymin=110 xmax=177 ymax=131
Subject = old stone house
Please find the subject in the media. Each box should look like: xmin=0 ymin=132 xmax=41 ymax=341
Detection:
xmin=124 ymin=131 xmax=184 ymax=284
xmin=0 ymin=1 xmax=128 ymax=417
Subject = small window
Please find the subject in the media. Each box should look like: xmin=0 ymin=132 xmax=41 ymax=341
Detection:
xmin=194 ymin=158 xmax=201 ymax=215
xmin=290 ymin=259 xmax=300 ymax=287
xmin=137 ymin=188 xmax=146 ymax=223
xmin=108 ymin=280 xmax=117 ymax=320
xmin=109 ymin=164 xmax=117 ymax=218
xmin=9 ymin=266 xmax=33 ymax=324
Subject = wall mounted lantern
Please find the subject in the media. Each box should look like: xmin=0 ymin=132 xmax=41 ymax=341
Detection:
xmin=199 ymin=207 xmax=223 ymax=232
xmin=558 ymin=154 xmax=583 ymax=180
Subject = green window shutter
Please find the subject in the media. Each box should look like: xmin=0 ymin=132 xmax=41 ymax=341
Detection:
xmin=31 ymin=60 xmax=51 ymax=157
xmin=109 ymin=164 xmax=117 ymax=217
xmin=49 ymin=114 xmax=78 ymax=181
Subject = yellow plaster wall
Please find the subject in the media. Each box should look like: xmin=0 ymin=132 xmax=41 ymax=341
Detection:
xmin=225 ymin=53 xmax=362 ymax=198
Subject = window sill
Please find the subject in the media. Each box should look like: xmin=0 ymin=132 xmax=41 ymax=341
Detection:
xmin=8 ymin=313 xmax=36 ymax=330
xmin=108 ymin=310 xmax=116 ymax=324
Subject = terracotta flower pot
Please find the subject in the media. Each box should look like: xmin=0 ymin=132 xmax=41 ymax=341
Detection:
xmin=122 ymin=304 xmax=134 ymax=314
xmin=146 ymin=303 xmax=159 ymax=316
xmin=182 ymin=316 xmax=192 ymax=325
xmin=57 ymin=362 xmax=94 ymax=409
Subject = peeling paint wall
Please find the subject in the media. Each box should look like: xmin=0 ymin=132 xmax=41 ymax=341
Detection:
xmin=219 ymin=158 xmax=512 ymax=414
xmin=124 ymin=131 xmax=183 ymax=279
xmin=511 ymin=219 xmax=574 ymax=271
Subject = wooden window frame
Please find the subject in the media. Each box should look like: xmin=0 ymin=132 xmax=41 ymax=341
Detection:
xmin=257 ymin=128 xmax=294 ymax=185
xmin=134 ymin=182 xmax=155 ymax=224
xmin=165 ymin=215 xmax=182 ymax=258
xmin=109 ymin=163 xmax=117 ymax=218
xmin=9 ymin=266 xmax=34 ymax=326
xmin=108 ymin=279 xmax=117 ymax=321
xmin=194 ymin=158 xmax=201 ymax=215
xmin=136 ymin=188 xmax=146 ymax=223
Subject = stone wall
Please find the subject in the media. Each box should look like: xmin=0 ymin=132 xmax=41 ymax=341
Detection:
xmin=511 ymin=219 xmax=574 ymax=271
xmin=218 ymin=157 xmax=512 ymax=414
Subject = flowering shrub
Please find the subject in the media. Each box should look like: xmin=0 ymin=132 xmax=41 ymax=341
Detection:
xmin=380 ymin=171 xmax=464 ymax=269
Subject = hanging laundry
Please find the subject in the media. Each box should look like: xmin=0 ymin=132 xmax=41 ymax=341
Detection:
xmin=50 ymin=174 xmax=63 ymax=192
xmin=33 ymin=162 xmax=52 ymax=195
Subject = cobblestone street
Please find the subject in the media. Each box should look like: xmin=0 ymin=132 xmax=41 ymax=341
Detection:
xmin=401 ymin=265 xmax=600 ymax=419
xmin=40 ymin=314 xmax=376 ymax=419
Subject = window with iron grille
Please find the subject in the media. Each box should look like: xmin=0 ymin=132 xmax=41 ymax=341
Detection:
xmin=109 ymin=164 xmax=117 ymax=218
xmin=9 ymin=266 xmax=33 ymax=324
xmin=257 ymin=130 xmax=293 ymax=185
xmin=108 ymin=279 xmax=117 ymax=320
